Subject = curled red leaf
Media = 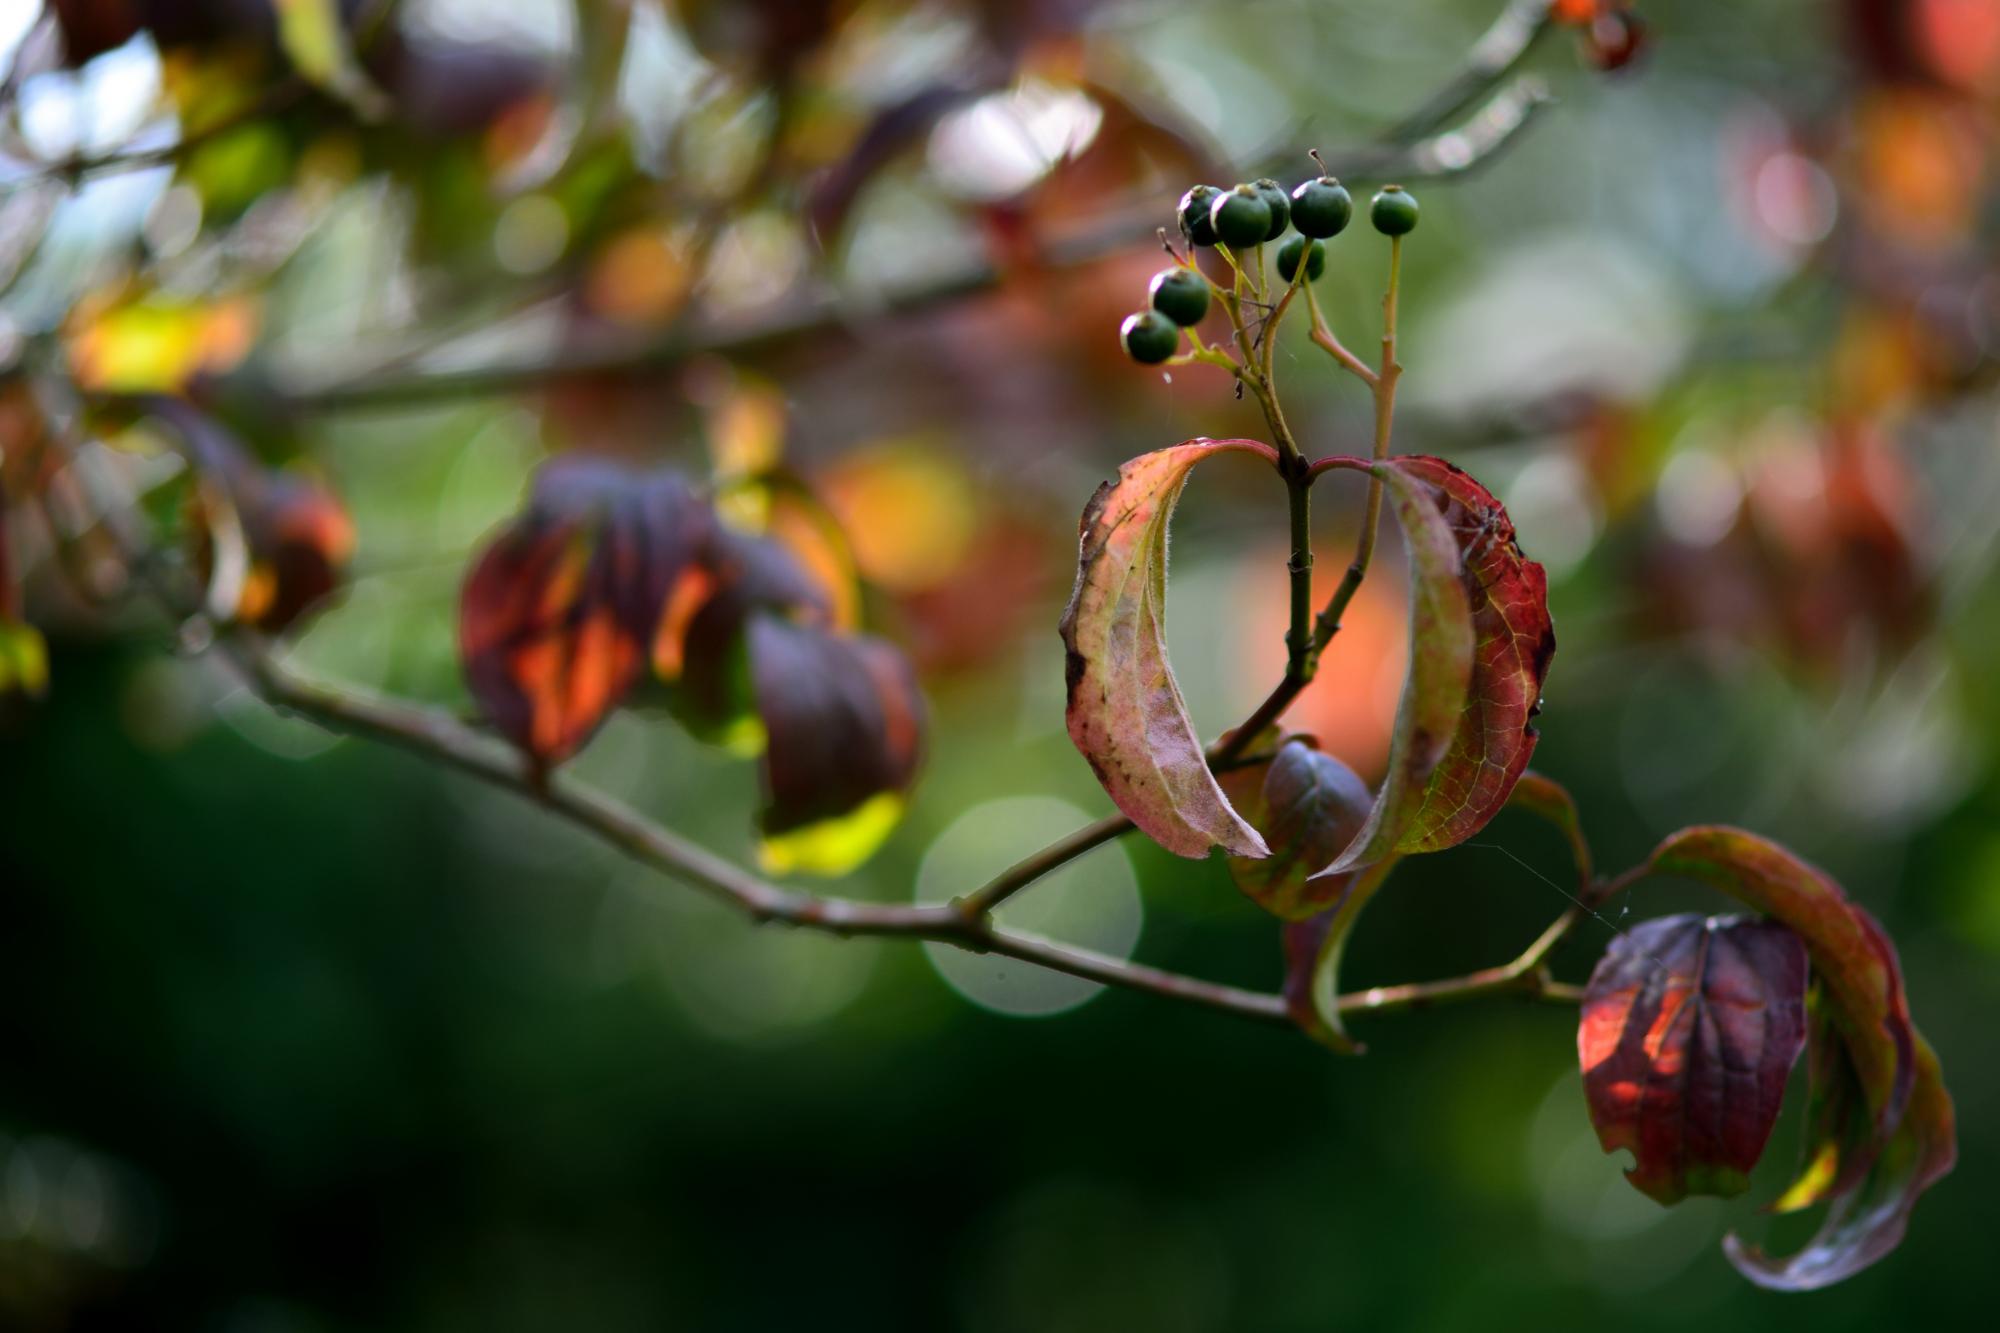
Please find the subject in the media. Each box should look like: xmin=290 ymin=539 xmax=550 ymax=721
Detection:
xmin=1609 ymin=826 xmax=1958 ymax=1289
xmin=1579 ymin=912 xmax=1809 ymax=1205
xmin=1301 ymin=455 xmax=1552 ymax=871
xmin=1060 ymin=439 xmax=1275 ymax=860
xmin=1389 ymin=457 xmax=1555 ymax=854
xmin=1726 ymin=1028 xmax=1956 ymax=1291
xmin=1309 ymin=457 xmax=1476 ymax=873
xmin=460 ymin=457 xmax=712 ymax=767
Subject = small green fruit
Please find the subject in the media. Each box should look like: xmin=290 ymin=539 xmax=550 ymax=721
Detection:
xmin=1370 ymin=185 xmax=1419 ymax=236
xmin=1252 ymin=178 xmax=1291 ymax=240
xmin=1290 ymin=176 xmax=1352 ymax=238
xmin=1276 ymin=234 xmax=1324 ymax=284
xmin=1121 ymin=310 xmax=1179 ymax=364
xmin=1210 ymin=184 xmax=1272 ymax=250
xmin=1148 ymin=267 xmax=1210 ymax=327
xmin=1177 ymin=184 xmax=1221 ymax=246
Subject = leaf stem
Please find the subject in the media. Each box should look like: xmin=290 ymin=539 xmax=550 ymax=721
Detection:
xmin=1309 ymin=234 xmax=1402 ymax=654
xmin=955 ymin=812 xmax=1132 ymax=918
xmin=1338 ymin=904 xmax=1585 ymax=1017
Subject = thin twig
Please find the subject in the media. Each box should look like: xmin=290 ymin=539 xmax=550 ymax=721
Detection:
xmin=269 ymin=83 xmax=1559 ymax=412
xmin=1382 ymin=0 xmax=1556 ymax=140
xmin=1 ymin=79 xmax=309 ymax=199
xmin=228 ymin=640 xmax=1289 ymax=1025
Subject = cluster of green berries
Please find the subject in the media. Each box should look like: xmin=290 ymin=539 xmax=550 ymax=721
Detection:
xmin=1120 ymin=167 xmax=1420 ymax=365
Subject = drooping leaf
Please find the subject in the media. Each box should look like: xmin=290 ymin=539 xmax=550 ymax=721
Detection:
xmin=1059 ymin=438 xmax=1275 ymax=860
xmin=1645 ymin=828 xmax=1915 ymax=1139
xmin=1725 ymin=1030 xmax=1956 ymax=1291
xmin=1309 ymin=458 xmax=1476 ymax=873
xmin=1220 ymin=737 xmax=1372 ymax=919
xmin=1609 ymin=826 xmax=1958 ymax=1289
xmin=461 ymin=457 xmax=712 ymax=767
xmin=746 ymin=614 xmax=926 ymax=876
xmin=666 ymin=528 xmax=832 ymax=751
xmin=1578 ymin=912 xmax=1809 ymax=1205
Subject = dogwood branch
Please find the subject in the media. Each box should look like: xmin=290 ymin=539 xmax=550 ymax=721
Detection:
xmin=220 ymin=638 xmax=1587 ymax=1031
xmin=226 ymin=639 xmax=1292 ymax=1025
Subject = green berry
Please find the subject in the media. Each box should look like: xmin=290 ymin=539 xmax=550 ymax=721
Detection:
xmin=1370 ymin=185 xmax=1419 ymax=236
xmin=1120 ymin=310 xmax=1179 ymax=364
xmin=1290 ymin=176 xmax=1352 ymax=238
xmin=1252 ymin=178 xmax=1291 ymax=240
xmin=1209 ymin=184 xmax=1272 ymax=250
xmin=1276 ymin=234 xmax=1324 ymax=284
xmin=1148 ymin=267 xmax=1210 ymax=326
xmin=1177 ymin=184 xmax=1221 ymax=246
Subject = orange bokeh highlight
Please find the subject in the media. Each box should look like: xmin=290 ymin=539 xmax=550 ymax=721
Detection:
xmin=1236 ymin=540 xmax=1409 ymax=781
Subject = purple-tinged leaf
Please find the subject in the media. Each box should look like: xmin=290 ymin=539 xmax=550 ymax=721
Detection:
xmin=1221 ymin=737 xmax=1372 ymax=919
xmin=746 ymin=613 xmax=925 ymax=876
xmin=460 ymin=456 xmax=712 ymax=767
xmin=1602 ymin=826 xmax=1958 ymax=1289
xmin=1578 ymin=912 xmax=1809 ymax=1205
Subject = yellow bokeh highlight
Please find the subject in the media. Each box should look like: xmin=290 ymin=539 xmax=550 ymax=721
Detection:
xmin=67 ymin=296 xmax=258 ymax=394
xmin=0 ymin=619 xmax=48 ymax=699
xmin=758 ymin=792 xmax=905 ymax=878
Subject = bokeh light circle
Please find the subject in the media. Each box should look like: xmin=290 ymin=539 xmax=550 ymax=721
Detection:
xmin=915 ymin=796 xmax=1141 ymax=1017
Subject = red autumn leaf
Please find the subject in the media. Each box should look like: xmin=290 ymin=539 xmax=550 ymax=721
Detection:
xmin=1390 ymin=457 xmax=1555 ymax=854
xmin=667 ymin=527 xmax=833 ymax=744
xmin=1578 ymin=912 xmax=1810 ymax=1204
xmin=1060 ymin=438 xmax=1275 ymax=860
xmin=1308 ymin=457 xmax=1477 ymax=873
xmin=460 ymin=457 xmax=712 ymax=767
xmin=1614 ymin=826 xmax=1958 ymax=1289
xmin=1220 ymin=736 xmax=1372 ymax=920
xmin=1646 ymin=829 xmax=1915 ymax=1142
xmin=139 ymin=395 xmax=355 ymax=632
xmin=232 ymin=470 xmax=356 ymax=631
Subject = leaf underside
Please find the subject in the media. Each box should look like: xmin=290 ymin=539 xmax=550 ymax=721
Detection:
xmin=1059 ymin=438 xmax=1275 ymax=859
xmin=1311 ymin=458 xmax=1475 ymax=873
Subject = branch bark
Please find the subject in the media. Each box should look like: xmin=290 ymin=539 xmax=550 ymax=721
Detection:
xmin=229 ymin=639 xmax=1291 ymax=1025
